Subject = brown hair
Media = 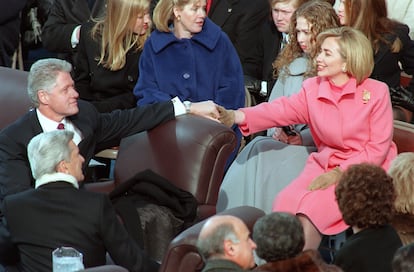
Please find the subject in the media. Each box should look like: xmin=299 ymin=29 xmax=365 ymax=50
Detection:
xmin=342 ymin=0 xmax=402 ymax=53
xmin=336 ymin=163 xmax=395 ymax=229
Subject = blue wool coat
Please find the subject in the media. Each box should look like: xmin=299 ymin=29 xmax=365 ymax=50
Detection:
xmin=134 ymin=18 xmax=245 ymax=110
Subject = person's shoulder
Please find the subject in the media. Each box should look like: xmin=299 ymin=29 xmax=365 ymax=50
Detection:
xmin=4 ymin=187 xmax=36 ymax=205
xmin=361 ymin=78 xmax=388 ymax=92
xmin=0 ymin=109 xmax=36 ymax=138
xmin=302 ymin=76 xmax=321 ymax=87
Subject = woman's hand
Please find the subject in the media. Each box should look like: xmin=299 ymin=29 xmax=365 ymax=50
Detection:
xmin=272 ymin=126 xmax=303 ymax=145
xmin=191 ymin=101 xmax=220 ymax=121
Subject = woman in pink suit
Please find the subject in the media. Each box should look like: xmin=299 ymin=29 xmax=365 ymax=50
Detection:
xmin=218 ymin=26 xmax=397 ymax=250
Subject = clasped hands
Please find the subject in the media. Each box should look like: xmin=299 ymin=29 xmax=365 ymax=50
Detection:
xmin=190 ymin=102 xmax=236 ymax=127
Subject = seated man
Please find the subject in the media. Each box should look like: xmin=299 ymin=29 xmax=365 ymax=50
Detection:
xmin=2 ymin=130 xmax=159 ymax=271
xmin=196 ymin=215 xmax=257 ymax=271
xmin=0 ymin=57 xmax=218 ymax=265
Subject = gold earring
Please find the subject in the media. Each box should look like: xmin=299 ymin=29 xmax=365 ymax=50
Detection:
xmin=342 ymin=65 xmax=347 ymax=73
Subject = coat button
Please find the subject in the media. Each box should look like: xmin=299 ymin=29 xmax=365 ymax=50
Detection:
xmin=127 ymin=75 xmax=134 ymax=82
xmin=183 ymin=73 xmax=190 ymax=79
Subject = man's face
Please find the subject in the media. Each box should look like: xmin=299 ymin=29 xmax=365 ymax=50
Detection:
xmin=231 ymin=219 xmax=257 ymax=269
xmin=38 ymin=71 xmax=79 ymax=122
xmin=272 ymin=1 xmax=296 ymax=33
xmin=65 ymin=141 xmax=85 ymax=182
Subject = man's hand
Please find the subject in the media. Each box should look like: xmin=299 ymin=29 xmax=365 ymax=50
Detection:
xmin=217 ymin=106 xmax=235 ymax=127
xmin=191 ymin=101 xmax=220 ymax=121
xmin=390 ymin=86 xmax=414 ymax=112
xmin=308 ymin=167 xmax=342 ymax=191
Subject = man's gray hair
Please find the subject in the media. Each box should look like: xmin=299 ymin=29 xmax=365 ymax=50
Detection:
xmin=197 ymin=223 xmax=240 ymax=259
xmin=27 ymin=58 xmax=72 ymax=107
xmin=27 ymin=130 xmax=74 ymax=179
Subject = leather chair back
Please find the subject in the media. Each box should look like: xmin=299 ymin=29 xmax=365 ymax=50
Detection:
xmin=114 ymin=114 xmax=237 ymax=220
xmin=0 ymin=67 xmax=31 ymax=130
xmin=393 ymin=120 xmax=414 ymax=153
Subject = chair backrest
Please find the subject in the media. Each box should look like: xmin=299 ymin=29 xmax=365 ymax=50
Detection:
xmin=0 ymin=67 xmax=32 ymax=130
xmin=159 ymin=206 xmax=265 ymax=272
xmin=393 ymin=120 xmax=414 ymax=153
xmin=114 ymin=114 xmax=237 ymax=220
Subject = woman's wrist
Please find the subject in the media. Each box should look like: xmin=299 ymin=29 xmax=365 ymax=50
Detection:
xmin=234 ymin=110 xmax=245 ymax=124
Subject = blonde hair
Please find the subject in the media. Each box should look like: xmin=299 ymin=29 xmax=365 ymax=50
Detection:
xmin=152 ymin=0 xmax=201 ymax=32
xmin=92 ymin=0 xmax=150 ymax=71
xmin=317 ymin=26 xmax=373 ymax=84
xmin=388 ymin=152 xmax=414 ymax=214
xmin=273 ymin=0 xmax=339 ymax=79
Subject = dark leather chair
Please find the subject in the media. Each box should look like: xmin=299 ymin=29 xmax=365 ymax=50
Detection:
xmin=112 ymin=114 xmax=237 ymax=221
xmin=393 ymin=120 xmax=414 ymax=153
xmin=0 ymin=66 xmax=31 ymax=130
xmin=159 ymin=206 xmax=265 ymax=272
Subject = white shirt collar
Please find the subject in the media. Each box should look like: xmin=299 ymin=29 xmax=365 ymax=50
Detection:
xmin=35 ymin=172 xmax=79 ymax=189
xmin=36 ymin=109 xmax=64 ymax=132
xmin=36 ymin=109 xmax=82 ymax=145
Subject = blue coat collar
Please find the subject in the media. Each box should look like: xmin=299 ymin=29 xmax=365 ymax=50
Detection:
xmin=149 ymin=18 xmax=222 ymax=53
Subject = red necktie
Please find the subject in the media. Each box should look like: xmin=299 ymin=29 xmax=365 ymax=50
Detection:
xmin=57 ymin=123 xmax=65 ymax=130
xmin=206 ymin=0 xmax=212 ymax=14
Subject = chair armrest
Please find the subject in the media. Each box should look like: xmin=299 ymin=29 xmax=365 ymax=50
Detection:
xmin=83 ymin=180 xmax=115 ymax=194
xmin=393 ymin=120 xmax=414 ymax=153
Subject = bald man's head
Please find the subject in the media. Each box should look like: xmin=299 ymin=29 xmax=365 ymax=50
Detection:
xmin=197 ymin=215 xmax=257 ymax=269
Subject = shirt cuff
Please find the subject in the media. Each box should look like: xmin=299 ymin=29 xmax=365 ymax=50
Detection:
xmin=171 ymin=96 xmax=186 ymax=116
xmin=71 ymin=25 xmax=81 ymax=48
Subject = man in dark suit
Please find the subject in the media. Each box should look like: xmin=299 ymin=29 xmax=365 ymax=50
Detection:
xmin=207 ymin=0 xmax=270 ymax=80
xmin=0 ymin=57 xmax=218 ymax=265
xmin=41 ymin=0 xmax=105 ymax=63
xmin=0 ymin=0 xmax=27 ymax=67
xmin=2 ymin=130 xmax=160 ymax=271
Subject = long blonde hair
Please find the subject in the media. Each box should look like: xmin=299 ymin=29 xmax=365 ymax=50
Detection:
xmin=92 ymin=0 xmax=151 ymax=70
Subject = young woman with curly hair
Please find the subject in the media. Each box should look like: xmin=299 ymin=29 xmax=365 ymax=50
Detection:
xmin=334 ymin=163 xmax=402 ymax=272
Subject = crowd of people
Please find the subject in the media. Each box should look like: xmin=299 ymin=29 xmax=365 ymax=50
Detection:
xmin=1 ymin=0 xmax=414 ymax=271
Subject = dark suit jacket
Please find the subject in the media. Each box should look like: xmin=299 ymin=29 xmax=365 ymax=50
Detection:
xmin=74 ymin=22 xmax=140 ymax=113
xmin=3 ymin=181 xmax=159 ymax=272
xmin=0 ymin=0 xmax=27 ymax=66
xmin=0 ymin=99 xmax=174 ymax=203
xmin=208 ymin=0 xmax=270 ymax=79
xmin=371 ymin=23 xmax=414 ymax=91
xmin=41 ymin=0 xmax=106 ymax=61
xmin=258 ymin=19 xmax=282 ymax=84
xmin=334 ymin=225 xmax=402 ymax=272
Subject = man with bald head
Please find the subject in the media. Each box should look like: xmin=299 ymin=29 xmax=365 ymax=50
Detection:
xmin=197 ymin=215 xmax=257 ymax=271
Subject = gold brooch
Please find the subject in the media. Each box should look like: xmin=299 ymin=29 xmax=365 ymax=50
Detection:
xmin=362 ymin=90 xmax=371 ymax=104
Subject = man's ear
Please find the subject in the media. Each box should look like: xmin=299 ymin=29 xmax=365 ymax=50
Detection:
xmin=223 ymin=240 xmax=236 ymax=257
xmin=37 ymin=90 xmax=49 ymax=105
xmin=56 ymin=160 xmax=67 ymax=174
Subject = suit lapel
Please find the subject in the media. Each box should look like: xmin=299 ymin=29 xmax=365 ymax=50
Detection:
xmin=209 ymin=0 xmax=239 ymax=27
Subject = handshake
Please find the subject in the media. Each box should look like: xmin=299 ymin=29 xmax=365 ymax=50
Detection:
xmin=189 ymin=101 xmax=236 ymax=127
